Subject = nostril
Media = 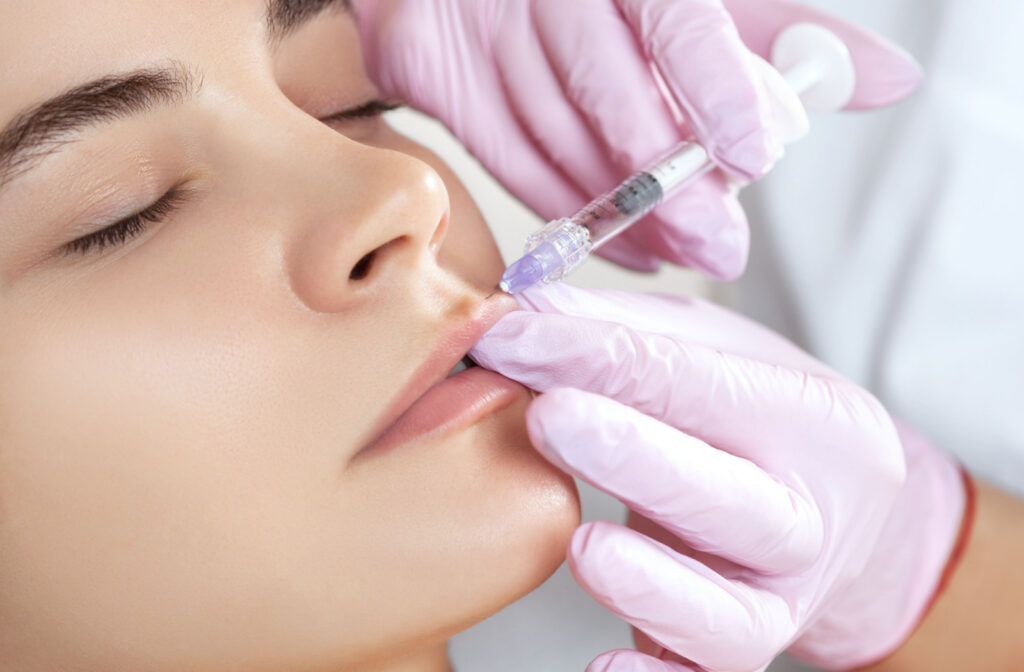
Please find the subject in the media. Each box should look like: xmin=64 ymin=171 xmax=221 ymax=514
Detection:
xmin=347 ymin=237 xmax=410 ymax=283
xmin=349 ymin=251 xmax=376 ymax=281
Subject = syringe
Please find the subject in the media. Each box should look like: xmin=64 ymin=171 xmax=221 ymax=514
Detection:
xmin=497 ymin=23 xmax=857 ymax=295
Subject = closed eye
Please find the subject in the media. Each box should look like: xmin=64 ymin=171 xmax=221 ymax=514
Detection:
xmin=60 ymin=101 xmax=398 ymax=257
xmin=62 ymin=186 xmax=189 ymax=256
xmin=319 ymin=99 xmax=402 ymax=125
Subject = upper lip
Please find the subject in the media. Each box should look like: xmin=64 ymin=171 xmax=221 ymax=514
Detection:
xmin=358 ymin=293 xmax=519 ymax=451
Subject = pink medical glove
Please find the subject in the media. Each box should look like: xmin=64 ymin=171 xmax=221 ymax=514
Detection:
xmin=352 ymin=0 xmax=922 ymax=279
xmin=470 ymin=284 xmax=968 ymax=672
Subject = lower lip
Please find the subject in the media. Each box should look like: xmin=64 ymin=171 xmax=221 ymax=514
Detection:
xmin=356 ymin=367 xmax=529 ymax=458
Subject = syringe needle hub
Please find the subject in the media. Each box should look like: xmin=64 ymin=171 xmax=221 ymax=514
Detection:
xmin=499 ymin=221 xmax=594 ymax=295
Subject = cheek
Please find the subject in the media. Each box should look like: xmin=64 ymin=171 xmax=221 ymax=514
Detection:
xmin=0 ymin=273 xmax=407 ymax=667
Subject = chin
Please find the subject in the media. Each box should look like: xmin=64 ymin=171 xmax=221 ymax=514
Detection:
xmin=330 ymin=390 xmax=581 ymax=654
xmin=438 ymin=392 xmax=582 ymax=631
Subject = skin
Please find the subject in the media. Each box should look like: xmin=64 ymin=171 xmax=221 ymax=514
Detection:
xmin=0 ymin=2 xmax=579 ymax=671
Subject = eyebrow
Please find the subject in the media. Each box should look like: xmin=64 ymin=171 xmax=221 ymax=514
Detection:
xmin=0 ymin=2 xmax=351 ymax=194
xmin=0 ymin=63 xmax=200 ymax=192
xmin=265 ymin=0 xmax=352 ymax=42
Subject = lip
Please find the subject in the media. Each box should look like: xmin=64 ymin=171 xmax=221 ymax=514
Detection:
xmin=354 ymin=293 xmax=524 ymax=459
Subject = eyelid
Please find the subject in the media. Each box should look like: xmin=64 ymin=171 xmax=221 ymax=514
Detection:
xmin=61 ymin=184 xmax=191 ymax=256
xmin=319 ymin=99 xmax=402 ymax=124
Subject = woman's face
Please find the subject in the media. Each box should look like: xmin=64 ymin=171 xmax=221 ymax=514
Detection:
xmin=0 ymin=1 xmax=579 ymax=669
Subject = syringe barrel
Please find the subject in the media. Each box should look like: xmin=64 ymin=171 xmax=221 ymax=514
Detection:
xmin=567 ymin=172 xmax=661 ymax=250
xmin=569 ymin=141 xmax=712 ymax=251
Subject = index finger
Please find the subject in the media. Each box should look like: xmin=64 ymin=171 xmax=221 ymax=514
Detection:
xmin=529 ymin=388 xmax=823 ymax=574
xmin=506 ymin=283 xmax=838 ymax=378
xmin=614 ymin=0 xmax=781 ymax=180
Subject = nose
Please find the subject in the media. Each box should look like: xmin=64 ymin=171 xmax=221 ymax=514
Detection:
xmin=286 ymin=142 xmax=450 ymax=314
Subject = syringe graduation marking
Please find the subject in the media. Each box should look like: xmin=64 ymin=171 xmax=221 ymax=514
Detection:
xmin=611 ymin=172 xmax=663 ymax=218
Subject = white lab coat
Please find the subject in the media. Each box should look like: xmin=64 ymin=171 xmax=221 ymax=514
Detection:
xmin=736 ymin=0 xmax=1024 ymax=499
xmin=452 ymin=1 xmax=1023 ymax=669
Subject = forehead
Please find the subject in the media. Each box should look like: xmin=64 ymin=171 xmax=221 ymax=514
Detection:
xmin=0 ymin=0 xmax=271 ymax=125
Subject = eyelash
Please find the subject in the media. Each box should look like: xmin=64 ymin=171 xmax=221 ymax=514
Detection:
xmin=62 ymin=100 xmax=401 ymax=257
xmin=320 ymin=99 xmax=402 ymax=124
xmin=63 ymin=186 xmax=189 ymax=256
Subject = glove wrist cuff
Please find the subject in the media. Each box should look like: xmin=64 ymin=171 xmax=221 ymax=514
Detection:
xmin=790 ymin=420 xmax=969 ymax=669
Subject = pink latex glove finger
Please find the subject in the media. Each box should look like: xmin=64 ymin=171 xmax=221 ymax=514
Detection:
xmin=471 ymin=283 xmax=966 ymax=670
xmin=570 ymin=522 xmax=791 ymax=672
xmin=632 ymin=173 xmax=750 ymax=278
xmin=489 ymin=15 xmax=660 ymax=275
xmin=609 ymin=0 xmax=780 ymax=180
xmin=522 ymin=2 xmax=754 ymax=278
xmin=507 ymin=282 xmax=834 ymax=376
xmin=353 ymin=4 xmax=590 ymax=218
xmin=528 ymin=389 xmax=821 ymax=574
xmin=354 ymin=0 xmax=922 ymax=278
xmin=594 ymin=235 xmax=663 ymax=273
xmin=587 ymin=649 xmax=702 ymax=672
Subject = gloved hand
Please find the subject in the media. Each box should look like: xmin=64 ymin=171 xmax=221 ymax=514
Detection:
xmin=352 ymin=0 xmax=922 ymax=279
xmin=470 ymin=284 xmax=968 ymax=672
